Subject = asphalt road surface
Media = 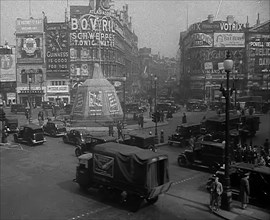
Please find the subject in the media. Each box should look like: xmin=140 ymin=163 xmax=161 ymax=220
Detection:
xmin=1 ymin=110 xmax=269 ymax=220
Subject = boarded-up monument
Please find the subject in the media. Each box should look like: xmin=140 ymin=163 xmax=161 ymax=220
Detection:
xmin=71 ymin=63 xmax=123 ymax=125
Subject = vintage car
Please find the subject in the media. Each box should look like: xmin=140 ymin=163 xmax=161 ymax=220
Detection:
xmin=121 ymin=131 xmax=157 ymax=152
xmin=186 ymin=100 xmax=207 ymax=112
xmin=75 ymin=135 xmax=117 ymax=157
xmin=43 ymin=121 xmax=66 ymax=137
xmin=74 ymin=142 xmax=172 ymax=211
xmin=13 ymin=124 xmax=46 ymax=146
xmin=207 ymin=162 xmax=270 ymax=205
xmin=5 ymin=117 xmax=19 ymax=133
xmin=10 ymin=104 xmax=26 ymax=114
xmin=177 ymin=141 xmax=234 ymax=172
xmin=168 ymin=123 xmax=203 ymax=147
xmin=63 ymin=129 xmax=93 ymax=146
xmin=41 ymin=101 xmax=54 ymax=109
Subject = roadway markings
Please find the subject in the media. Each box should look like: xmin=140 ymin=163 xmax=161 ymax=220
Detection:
xmin=0 ymin=143 xmax=27 ymax=151
xmin=172 ymin=176 xmax=198 ymax=186
xmin=67 ymin=206 xmax=111 ymax=220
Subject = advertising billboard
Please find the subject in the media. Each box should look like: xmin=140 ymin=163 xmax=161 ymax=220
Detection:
xmin=16 ymin=19 xmax=43 ymax=34
xmin=45 ymin=23 xmax=69 ymax=74
xmin=214 ymin=33 xmax=245 ymax=48
xmin=189 ymin=33 xmax=213 ymax=48
xmin=16 ymin=34 xmax=44 ymax=63
xmin=0 ymin=54 xmax=16 ymax=82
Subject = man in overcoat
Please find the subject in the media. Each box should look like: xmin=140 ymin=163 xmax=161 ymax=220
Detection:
xmin=240 ymin=172 xmax=250 ymax=209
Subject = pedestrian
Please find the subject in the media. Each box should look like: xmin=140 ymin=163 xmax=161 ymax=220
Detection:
xmin=108 ymin=122 xmax=114 ymax=136
xmin=2 ymin=126 xmax=10 ymax=143
xmin=257 ymin=155 xmax=266 ymax=166
xmin=117 ymin=121 xmax=123 ymax=139
xmin=209 ymin=176 xmax=223 ymax=212
xmin=182 ymin=113 xmax=187 ymax=124
xmin=263 ymin=139 xmax=269 ymax=155
xmin=25 ymin=108 xmax=29 ymax=120
xmin=140 ymin=114 xmax=144 ymax=128
xmin=240 ymin=172 xmax=250 ymax=209
xmin=160 ymin=111 xmax=164 ymax=122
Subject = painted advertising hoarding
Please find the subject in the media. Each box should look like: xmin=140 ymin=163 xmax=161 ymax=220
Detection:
xmin=45 ymin=23 xmax=69 ymax=74
xmin=213 ymin=33 xmax=245 ymax=48
xmin=0 ymin=54 xmax=16 ymax=82
xmin=247 ymin=33 xmax=270 ymax=75
xmin=188 ymin=33 xmax=213 ymax=48
xmin=16 ymin=19 xmax=43 ymax=34
xmin=16 ymin=34 xmax=44 ymax=63
xmin=88 ymin=91 xmax=103 ymax=115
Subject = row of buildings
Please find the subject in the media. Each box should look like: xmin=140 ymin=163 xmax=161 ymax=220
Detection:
xmin=178 ymin=14 xmax=270 ymax=102
xmin=0 ymin=1 xmax=177 ymax=107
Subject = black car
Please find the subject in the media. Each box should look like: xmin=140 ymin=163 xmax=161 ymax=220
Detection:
xmin=10 ymin=104 xmax=26 ymax=114
xmin=41 ymin=101 xmax=54 ymax=109
xmin=168 ymin=123 xmax=202 ymax=147
xmin=14 ymin=124 xmax=46 ymax=146
xmin=207 ymin=162 xmax=270 ymax=206
xmin=121 ymin=131 xmax=157 ymax=152
xmin=63 ymin=129 xmax=93 ymax=145
xmin=5 ymin=117 xmax=19 ymax=133
xmin=43 ymin=121 xmax=66 ymax=137
xmin=75 ymin=135 xmax=117 ymax=157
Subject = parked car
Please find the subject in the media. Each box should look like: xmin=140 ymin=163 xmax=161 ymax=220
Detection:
xmin=5 ymin=117 xmax=19 ymax=133
xmin=41 ymin=101 xmax=54 ymax=109
xmin=43 ymin=121 xmax=66 ymax=137
xmin=63 ymin=129 xmax=93 ymax=146
xmin=75 ymin=135 xmax=117 ymax=157
xmin=207 ymin=162 xmax=270 ymax=205
xmin=121 ymin=131 xmax=157 ymax=152
xmin=10 ymin=104 xmax=26 ymax=114
xmin=13 ymin=124 xmax=46 ymax=146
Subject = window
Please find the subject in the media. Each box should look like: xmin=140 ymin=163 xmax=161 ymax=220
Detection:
xmin=62 ymin=81 xmax=66 ymax=85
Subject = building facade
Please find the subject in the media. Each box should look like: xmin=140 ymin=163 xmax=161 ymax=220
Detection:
xmin=0 ymin=44 xmax=16 ymax=106
xmin=179 ymin=15 xmax=248 ymax=101
xmin=15 ymin=18 xmax=46 ymax=107
xmin=69 ymin=2 xmax=139 ymax=103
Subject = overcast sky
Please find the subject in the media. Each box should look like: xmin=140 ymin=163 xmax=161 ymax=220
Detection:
xmin=0 ymin=0 xmax=269 ymax=57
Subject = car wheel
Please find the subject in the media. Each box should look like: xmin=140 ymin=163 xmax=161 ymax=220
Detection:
xmin=63 ymin=136 xmax=68 ymax=143
xmin=51 ymin=130 xmax=56 ymax=137
xmin=178 ymin=156 xmax=187 ymax=166
xmin=28 ymin=139 xmax=33 ymax=146
xmin=75 ymin=139 xmax=81 ymax=146
xmin=146 ymin=196 xmax=159 ymax=204
xmin=75 ymin=147 xmax=82 ymax=157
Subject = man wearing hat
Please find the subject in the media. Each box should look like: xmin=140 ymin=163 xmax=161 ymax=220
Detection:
xmin=240 ymin=172 xmax=250 ymax=209
xmin=209 ymin=175 xmax=223 ymax=211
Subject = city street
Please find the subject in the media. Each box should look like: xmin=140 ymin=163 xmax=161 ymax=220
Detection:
xmin=1 ymin=109 xmax=269 ymax=220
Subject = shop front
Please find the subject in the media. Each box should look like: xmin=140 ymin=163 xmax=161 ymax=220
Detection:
xmin=17 ymin=87 xmax=44 ymax=107
xmin=46 ymin=85 xmax=70 ymax=104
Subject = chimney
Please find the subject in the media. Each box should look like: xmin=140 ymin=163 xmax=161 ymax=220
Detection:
xmin=256 ymin=13 xmax=260 ymax=25
xmin=226 ymin=15 xmax=234 ymax=23
xmin=208 ymin=14 xmax=214 ymax=23
xmin=246 ymin=16 xmax=249 ymax=28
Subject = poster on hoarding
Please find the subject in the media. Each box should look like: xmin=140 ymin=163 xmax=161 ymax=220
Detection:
xmin=74 ymin=92 xmax=85 ymax=113
xmin=214 ymin=33 xmax=245 ymax=48
xmin=107 ymin=92 xmax=119 ymax=113
xmin=88 ymin=91 xmax=103 ymax=115
xmin=45 ymin=23 xmax=69 ymax=73
xmin=0 ymin=55 xmax=16 ymax=82
xmin=189 ymin=33 xmax=213 ymax=48
xmin=16 ymin=34 xmax=43 ymax=63
xmin=16 ymin=19 xmax=43 ymax=34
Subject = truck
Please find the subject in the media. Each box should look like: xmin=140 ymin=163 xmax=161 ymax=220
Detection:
xmin=74 ymin=142 xmax=172 ymax=211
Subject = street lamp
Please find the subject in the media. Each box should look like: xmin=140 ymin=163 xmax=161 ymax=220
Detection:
xmin=28 ymin=74 xmax=32 ymax=123
xmin=154 ymin=75 xmax=158 ymax=143
xmin=123 ymin=76 xmax=127 ymax=122
xmin=222 ymin=50 xmax=234 ymax=211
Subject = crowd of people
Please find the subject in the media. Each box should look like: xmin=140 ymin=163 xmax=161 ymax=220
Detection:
xmin=234 ymin=139 xmax=270 ymax=167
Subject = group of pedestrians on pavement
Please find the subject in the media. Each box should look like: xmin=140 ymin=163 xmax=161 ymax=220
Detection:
xmin=234 ymin=139 xmax=270 ymax=167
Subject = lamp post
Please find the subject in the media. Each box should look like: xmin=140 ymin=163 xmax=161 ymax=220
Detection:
xmin=222 ymin=50 xmax=234 ymax=211
xmin=28 ymin=74 xmax=32 ymax=123
xmin=154 ymin=75 xmax=158 ymax=141
xmin=123 ymin=76 xmax=127 ymax=122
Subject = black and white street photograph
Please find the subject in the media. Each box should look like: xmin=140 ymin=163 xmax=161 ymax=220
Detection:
xmin=0 ymin=0 xmax=270 ymax=219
